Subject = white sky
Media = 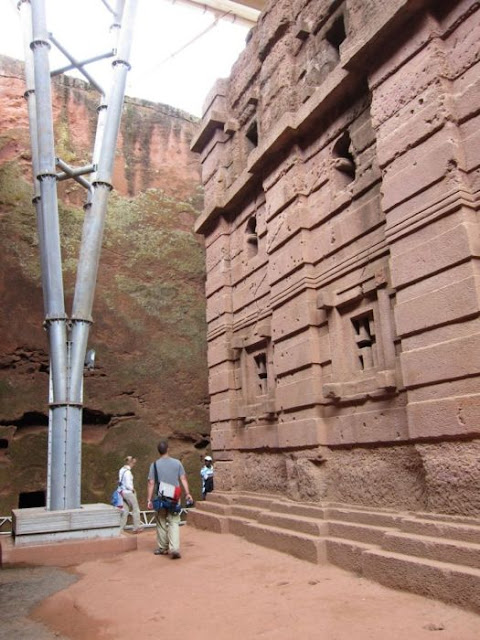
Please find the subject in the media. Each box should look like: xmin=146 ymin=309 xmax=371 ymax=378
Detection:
xmin=1 ymin=0 xmax=251 ymax=116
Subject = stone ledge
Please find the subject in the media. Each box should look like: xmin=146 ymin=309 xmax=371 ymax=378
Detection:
xmin=13 ymin=503 xmax=121 ymax=535
xmin=0 ymin=533 xmax=137 ymax=567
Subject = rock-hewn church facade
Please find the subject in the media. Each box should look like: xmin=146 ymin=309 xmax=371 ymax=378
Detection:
xmin=193 ymin=0 xmax=480 ymax=517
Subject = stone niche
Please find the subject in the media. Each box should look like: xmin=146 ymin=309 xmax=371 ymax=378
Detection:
xmin=193 ymin=0 xmax=480 ymax=517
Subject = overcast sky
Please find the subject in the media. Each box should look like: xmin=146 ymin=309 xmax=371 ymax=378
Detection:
xmin=1 ymin=0 xmax=251 ymax=116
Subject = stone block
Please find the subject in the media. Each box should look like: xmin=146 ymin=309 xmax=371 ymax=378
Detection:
xmin=375 ymin=84 xmax=449 ymax=169
xmin=209 ymin=362 xmax=235 ymax=395
xmin=268 ymin=229 xmax=311 ymax=285
xmin=401 ymin=333 xmax=480 ymax=389
xmin=443 ymin=6 xmax=480 ymax=81
xmin=266 ymin=204 xmax=311 ymax=254
xmin=206 ymin=290 xmax=232 ymax=323
xmin=454 ymin=62 xmax=480 ymax=123
xmin=12 ymin=504 xmax=122 ymax=547
xmin=209 ymin=395 xmax=235 ymax=422
xmin=264 ymin=164 xmax=305 ymax=221
xmin=210 ymin=426 xmax=235 ymax=453
xmin=0 ymin=534 xmax=136 ymax=567
xmin=318 ymin=190 xmax=385 ymax=259
xmin=201 ymin=140 xmax=227 ymax=186
xmin=322 ymin=406 xmax=408 ymax=445
xmin=391 ymin=223 xmax=480 ymax=290
xmin=271 ymin=293 xmax=326 ymax=341
xmin=460 ymin=113 xmax=480 ymax=173
xmin=231 ymin=269 xmax=270 ymax=313
xmin=191 ymin=109 xmax=226 ymax=154
xmin=274 ymin=330 xmax=322 ymax=376
xmin=381 ymin=135 xmax=459 ymax=213
xmin=233 ymin=423 xmax=279 ymax=450
xmin=243 ymin=521 xmax=326 ymax=564
xmin=362 ymin=548 xmax=480 ymax=613
xmin=275 ymin=373 xmax=323 ymax=410
xmin=395 ymin=275 xmax=480 ymax=337
xmin=407 ymin=394 xmax=480 ymax=439
xmin=277 ymin=417 xmax=319 ymax=449
xmin=371 ymin=39 xmax=445 ymax=128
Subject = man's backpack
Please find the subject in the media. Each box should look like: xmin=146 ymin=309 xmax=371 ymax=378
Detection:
xmin=152 ymin=463 xmax=182 ymax=513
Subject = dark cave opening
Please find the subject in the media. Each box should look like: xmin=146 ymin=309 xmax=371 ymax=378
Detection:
xmin=18 ymin=490 xmax=46 ymax=509
xmin=0 ymin=412 xmax=48 ymax=428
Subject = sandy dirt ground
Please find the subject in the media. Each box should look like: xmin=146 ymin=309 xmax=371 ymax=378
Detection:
xmin=3 ymin=526 xmax=480 ymax=640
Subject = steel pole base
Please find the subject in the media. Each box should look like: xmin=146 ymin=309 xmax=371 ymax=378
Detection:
xmin=1 ymin=503 xmax=137 ymax=567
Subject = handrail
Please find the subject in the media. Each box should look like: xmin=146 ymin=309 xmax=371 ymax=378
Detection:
xmin=0 ymin=516 xmax=12 ymax=536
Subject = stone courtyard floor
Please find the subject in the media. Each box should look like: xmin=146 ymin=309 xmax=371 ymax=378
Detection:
xmin=1 ymin=526 xmax=479 ymax=639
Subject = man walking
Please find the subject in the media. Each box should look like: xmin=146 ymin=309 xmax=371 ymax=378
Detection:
xmin=147 ymin=440 xmax=193 ymax=559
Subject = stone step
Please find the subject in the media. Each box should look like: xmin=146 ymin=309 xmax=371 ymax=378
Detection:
xmin=413 ymin=511 xmax=480 ymax=527
xmin=187 ymin=508 xmax=229 ymax=534
xmin=325 ymin=537 xmax=376 ymax=574
xmin=399 ymin=515 xmax=480 ymax=544
xmin=230 ymin=493 xmax=276 ymax=509
xmin=202 ymin=492 xmax=235 ymax=505
xmin=227 ymin=515 xmax=255 ymax=537
xmin=326 ymin=506 xmax=403 ymax=528
xmin=230 ymin=504 xmax=263 ymax=520
xmin=327 ymin=520 xmax=390 ymax=546
xmin=258 ymin=511 xmax=327 ymax=537
xmin=382 ymin=530 xmax=480 ymax=570
xmin=268 ymin=500 xmax=327 ymax=520
xmin=240 ymin=520 xmax=327 ymax=564
xmin=194 ymin=501 xmax=230 ymax=516
xmin=362 ymin=548 xmax=480 ymax=613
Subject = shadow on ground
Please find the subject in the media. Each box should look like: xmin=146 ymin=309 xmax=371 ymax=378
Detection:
xmin=0 ymin=566 xmax=77 ymax=639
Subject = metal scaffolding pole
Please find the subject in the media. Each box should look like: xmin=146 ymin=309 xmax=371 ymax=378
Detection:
xmin=18 ymin=0 xmax=137 ymax=510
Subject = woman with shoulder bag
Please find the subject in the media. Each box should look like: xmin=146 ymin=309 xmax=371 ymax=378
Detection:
xmin=119 ymin=456 xmax=143 ymax=534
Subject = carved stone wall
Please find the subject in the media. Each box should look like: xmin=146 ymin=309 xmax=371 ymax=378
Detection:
xmin=193 ymin=0 xmax=480 ymax=516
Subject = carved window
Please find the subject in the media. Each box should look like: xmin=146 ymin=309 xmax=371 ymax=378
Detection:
xmin=351 ymin=311 xmax=376 ymax=371
xmin=333 ymin=130 xmax=356 ymax=185
xmin=319 ymin=280 xmax=398 ymax=402
xmin=246 ymin=119 xmax=258 ymax=151
xmin=231 ymin=330 xmax=276 ymax=422
xmin=254 ymin=352 xmax=268 ymax=395
xmin=245 ymin=214 xmax=258 ymax=258
xmin=326 ymin=14 xmax=346 ymax=59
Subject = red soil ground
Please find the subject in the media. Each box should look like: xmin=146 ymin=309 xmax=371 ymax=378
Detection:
xmin=31 ymin=526 xmax=480 ymax=639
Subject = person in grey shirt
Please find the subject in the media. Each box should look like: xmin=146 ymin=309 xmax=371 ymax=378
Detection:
xmin=147 ymin=440 xmax=192 ymax=559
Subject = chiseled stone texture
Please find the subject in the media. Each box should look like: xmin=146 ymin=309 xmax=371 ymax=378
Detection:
xmin=193 ymin=1 xmax=480 ymax=516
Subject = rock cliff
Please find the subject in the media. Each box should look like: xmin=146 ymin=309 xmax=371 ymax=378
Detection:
xmin=0 ymin=56 xmax=208 ymax=512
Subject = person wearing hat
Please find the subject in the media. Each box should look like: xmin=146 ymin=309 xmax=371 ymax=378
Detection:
xmin=200 ymin=455 xmax=214 ymax=500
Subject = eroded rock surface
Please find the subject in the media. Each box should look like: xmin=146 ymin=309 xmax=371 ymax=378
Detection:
xmin=0 ymin=56 xmax=208 ymax=511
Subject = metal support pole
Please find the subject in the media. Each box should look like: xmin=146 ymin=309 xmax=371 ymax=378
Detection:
xmin=70 ymin=0 xmax=137 ymax=399
xmin=29 ymin=0 xmax=73 ymax=509
xmin=18 ymin=0 xmax=137 ymax=510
